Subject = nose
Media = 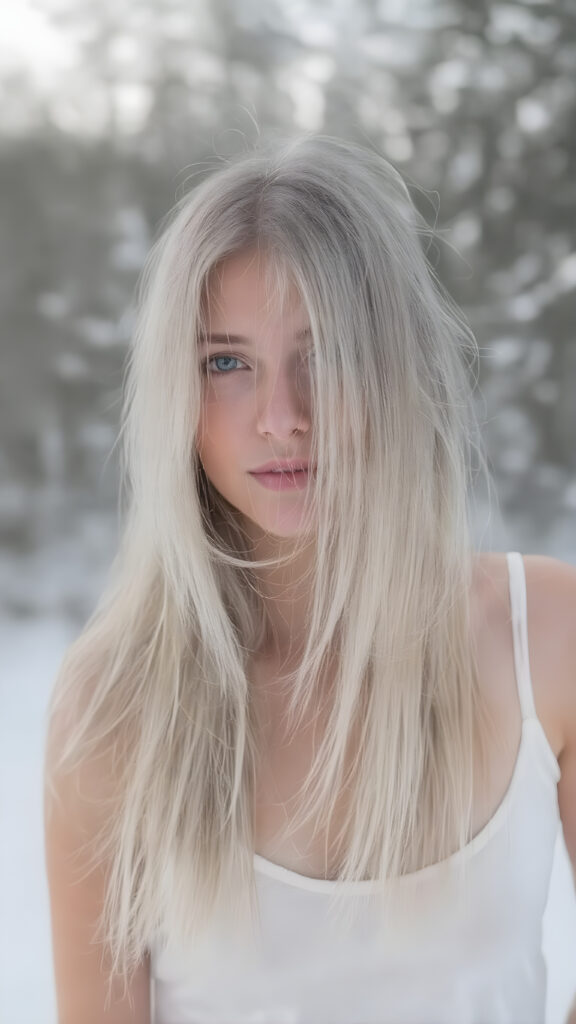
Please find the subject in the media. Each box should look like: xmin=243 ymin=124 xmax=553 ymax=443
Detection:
xmin=255 ymin=362 xmax=311 ymax=440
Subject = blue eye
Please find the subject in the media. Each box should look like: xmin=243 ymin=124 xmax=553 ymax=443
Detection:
xmin=200 ymin=352 xmax=315 ymax=377
xmin=202 ymin=354 xmax=246 ymax=375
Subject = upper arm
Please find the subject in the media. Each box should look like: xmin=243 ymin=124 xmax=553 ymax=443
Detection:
xmin=558 ymin=603 xmax=576 ymax=884
xmin=43 ymin=715 xmax=151 ymax=1024
xmin=525 ymin=555 xmax=576 ymax=882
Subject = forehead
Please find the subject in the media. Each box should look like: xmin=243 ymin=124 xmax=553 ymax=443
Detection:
xmin=203 ymin=249 xmax=305 ymax=325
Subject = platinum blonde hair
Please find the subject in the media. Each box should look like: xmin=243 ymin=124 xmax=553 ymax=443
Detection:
xmin=44 ymin=132 xmax=495 ymax=1001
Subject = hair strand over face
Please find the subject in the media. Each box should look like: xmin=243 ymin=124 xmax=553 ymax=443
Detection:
xmin=44 ymin=132 xmax=496 ymax=992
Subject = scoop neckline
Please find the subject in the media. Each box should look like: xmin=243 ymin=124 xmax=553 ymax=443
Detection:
xmin=253 ymin=717 xmax=559 ymax=894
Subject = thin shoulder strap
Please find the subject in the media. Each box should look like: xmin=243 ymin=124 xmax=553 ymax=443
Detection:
xmin=506 ymin=551 xmax=536 ymax=722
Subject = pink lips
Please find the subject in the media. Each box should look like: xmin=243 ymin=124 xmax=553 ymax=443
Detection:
xmin=249 ymin=467 xmax=313 ymax=491
xmin=250 ymin=459 xmax=312 ymax=474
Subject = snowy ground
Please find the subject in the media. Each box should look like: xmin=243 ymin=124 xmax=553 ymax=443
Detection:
xmin=1 ymin=614 xmax=575 ymax=1024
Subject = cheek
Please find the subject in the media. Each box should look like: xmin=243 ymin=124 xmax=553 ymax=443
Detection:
xmin=196 ymin=409 xmax=239 ymax=470
xmin=196 ymin=396 xmax=222 ymax=449
xmin=196 ymin=386 xmax=254 ymax=466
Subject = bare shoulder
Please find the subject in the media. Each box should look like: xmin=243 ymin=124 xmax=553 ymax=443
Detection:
xmin=520 ymin=552 xmax=576 ymax=757
xmin=473 ymin=550 xmax=576 ymax=755
xmin=521 ymin=552 xmax=576 ymax=877
xmin=473 ymin=550 xmax=576 ymax=874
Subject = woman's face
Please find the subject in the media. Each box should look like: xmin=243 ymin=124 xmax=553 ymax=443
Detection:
xmin=196 ymin=248 xmax=316 ymax=539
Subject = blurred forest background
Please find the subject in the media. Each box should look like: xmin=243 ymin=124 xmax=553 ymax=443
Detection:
xmin=2 ymin=3 xmax=576 ymax=1020
xmin=1 ymin=0 xmax=576 ymax=625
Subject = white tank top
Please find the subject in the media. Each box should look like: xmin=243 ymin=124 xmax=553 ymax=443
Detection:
xmin=150 ymin=551 xmax=561 ymax=1023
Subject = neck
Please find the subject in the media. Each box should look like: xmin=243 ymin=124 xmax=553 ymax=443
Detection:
xmin=242 ymin=524 xmax=316 ymax=659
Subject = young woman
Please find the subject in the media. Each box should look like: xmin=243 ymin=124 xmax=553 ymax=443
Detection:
xmin=43 ymin=134 xmax=576 ymax=1024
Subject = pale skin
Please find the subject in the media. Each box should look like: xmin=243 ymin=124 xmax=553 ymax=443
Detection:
xmin=199 ymin=246 xmax=576 ymax=1019
xmin=197 ymin=247 xmax=319 ymax=658
xmin=45 ymin=245 xmax=576 ymax=1022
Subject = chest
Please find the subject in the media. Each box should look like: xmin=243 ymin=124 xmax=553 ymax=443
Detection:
xmin=249 ymin=557 xmax=561 ymax=881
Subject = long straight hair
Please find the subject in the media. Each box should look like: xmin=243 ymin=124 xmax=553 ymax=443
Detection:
xmin=44 ymin=132 xmax=496 ymax=998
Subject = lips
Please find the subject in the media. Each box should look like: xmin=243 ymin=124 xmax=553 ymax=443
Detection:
xmin=249 ymin=467 xmax=312 ymax=490
xmin=250 ymin=460 xmax=313 ymax=474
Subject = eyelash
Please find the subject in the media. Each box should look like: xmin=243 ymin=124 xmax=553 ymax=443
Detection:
xmin=201 ymin=352 xmax=315 ymax=376
xmin=201 ymin=354 xmax=248 ymax=376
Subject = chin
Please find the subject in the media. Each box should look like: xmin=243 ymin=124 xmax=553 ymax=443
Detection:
xmin=243 ymin=511 xmax=311 ymax=542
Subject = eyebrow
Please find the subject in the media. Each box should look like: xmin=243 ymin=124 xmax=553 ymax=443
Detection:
xmin=198 ymin=327 xmax=312 ymax=346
